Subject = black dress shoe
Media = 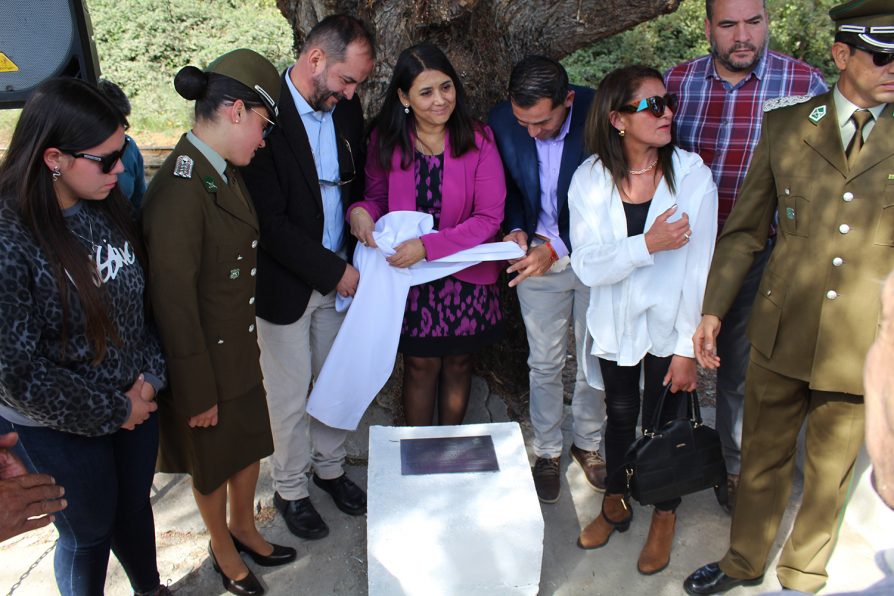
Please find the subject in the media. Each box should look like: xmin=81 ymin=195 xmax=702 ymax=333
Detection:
xmin=313 ymin=473 xmax=367 ymax=516
xmin=230 ymin=533 xmax=297 ymax=567
xmin=273 ymin=492 xmax=329 ymax=540
xmin=683 ymin=562 xmax=764 ymax=595
xmin=208 ymin=542 xmax=264 ymax=596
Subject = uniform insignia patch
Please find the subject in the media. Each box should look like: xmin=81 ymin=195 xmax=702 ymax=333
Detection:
xmin=808 ymin=105 xmax=827 ymax=124
xmin=229 ymin=268 xmax=240 ymax=280
xmin=173 ymin=155 xmax=193 ymax=178
xmin=889 ymin=174 xmax=894 ymax=180
xmin=203 ymin=176 xmax=218 ymax=193
xmin=763 ymin=95 xmax=813 ymax=112
xmin=786 ymin=207 xmax=795 ymax=220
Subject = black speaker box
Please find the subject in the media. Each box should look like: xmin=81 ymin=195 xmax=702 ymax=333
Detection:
xmin=0 ymin=0 xmax=100 ymax=109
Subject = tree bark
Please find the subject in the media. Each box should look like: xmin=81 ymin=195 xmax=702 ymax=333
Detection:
xmin=276 ymin=0 xmax=680 ymax=400
xmin=277 ymin=0 xmax=680 ymax=119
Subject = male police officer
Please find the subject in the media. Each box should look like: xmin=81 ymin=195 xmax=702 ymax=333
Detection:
xmin=684 ymin=0 xmax=894 ymax=592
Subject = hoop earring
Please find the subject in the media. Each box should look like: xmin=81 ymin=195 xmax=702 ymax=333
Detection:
xmin=403 ymin=105 xmax=410 ymax=114
xmin=618 ymin=129 xmax=625 ymax=137
xmin=52 ymin=166 xmax=61 ymax=182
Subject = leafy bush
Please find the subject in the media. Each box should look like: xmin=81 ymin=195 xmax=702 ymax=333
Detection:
xmin=87 ymin=0 xmax=293 ymax=142
xmin=563 ymin=0 xmax=839 ymax=89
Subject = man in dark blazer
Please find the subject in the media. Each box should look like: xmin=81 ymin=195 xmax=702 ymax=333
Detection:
xmin=241 ymin=14 xmax=375 ymax=541
xmin=487 ymin=56 xmax=606 ymax=504
xmin=684 ymin=0 xmax=894 ymax=593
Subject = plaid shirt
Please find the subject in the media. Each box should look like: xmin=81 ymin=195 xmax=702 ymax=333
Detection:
xmin=665 ymin=50 xmax=828 ymax=229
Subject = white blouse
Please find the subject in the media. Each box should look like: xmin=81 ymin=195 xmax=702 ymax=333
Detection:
xmin=569 ymin=147 xmax=718 ymax=390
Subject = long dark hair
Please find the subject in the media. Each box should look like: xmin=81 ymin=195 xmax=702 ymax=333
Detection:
xmin=373 ymin=43 xmax=479 ymax=170
xmin=585 ymin=65 xmax=676 ymax=195
xmin=0 ymin=77 xmax=145 ymax=363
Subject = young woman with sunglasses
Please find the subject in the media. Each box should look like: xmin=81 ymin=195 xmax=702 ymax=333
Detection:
xmin=568 ymin=65 xmax=718 ymax=574
xmin=142 ymin=50 xmax=294 ymax=596
xmin=0 ymin=78 xmax=169 ymax=595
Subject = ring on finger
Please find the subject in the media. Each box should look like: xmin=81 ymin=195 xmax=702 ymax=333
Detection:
xmin=684 ymin=232 xmax=691 ymax=240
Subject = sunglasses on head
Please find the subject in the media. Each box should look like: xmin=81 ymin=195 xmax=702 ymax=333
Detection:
xmin=618 ymin=93 xmax=678 ymax=117
xmin=62 ymin=137 xmax=130 ymax=174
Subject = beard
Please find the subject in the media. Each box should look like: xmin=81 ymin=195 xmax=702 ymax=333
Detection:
xmin=710 ymin=37 xmax=767 ymax=73
xmin=309 ymin=71 xmax=344 ymax=112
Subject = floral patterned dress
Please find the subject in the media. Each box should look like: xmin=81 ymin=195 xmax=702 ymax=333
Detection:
xmin=398 ymin=151 xmax=503 ymax=357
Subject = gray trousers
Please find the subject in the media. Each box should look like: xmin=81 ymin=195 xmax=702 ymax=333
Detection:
xmin=517 ymin=265 xmax=606 ymax=458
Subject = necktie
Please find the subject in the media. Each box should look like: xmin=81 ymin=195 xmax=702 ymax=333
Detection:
xmin=846 ymin=110 xmax=873 ymax=169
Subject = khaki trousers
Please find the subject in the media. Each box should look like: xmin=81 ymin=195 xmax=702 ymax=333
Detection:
xmin=257 ymin=290 xmax=349 ymax=500
xmin=720 ymin=357 xmax=864 ymax=592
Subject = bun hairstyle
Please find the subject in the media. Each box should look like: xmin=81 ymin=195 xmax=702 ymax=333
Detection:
xmin=173 ymin=65 xmax=209 ymax=102
xmin=174 ymin=66 xmax=264 ymax=122
xmin=174 ymin=50 xmax=281 ymax=123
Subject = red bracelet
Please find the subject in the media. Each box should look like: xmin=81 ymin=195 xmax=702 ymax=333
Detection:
xmin=544 ymin=241 xmax=559 ymax=263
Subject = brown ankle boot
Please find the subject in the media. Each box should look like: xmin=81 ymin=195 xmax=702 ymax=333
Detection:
xmin=637 ymin=508 xmax=676 ymax=574
xmin=577 ymin=493 xmax=632 ymax=549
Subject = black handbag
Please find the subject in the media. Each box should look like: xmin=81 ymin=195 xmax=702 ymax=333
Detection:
xmin=623 ymin=386 xmax=726 ymax=505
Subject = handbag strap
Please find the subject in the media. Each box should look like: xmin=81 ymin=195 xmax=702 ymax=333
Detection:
xmin=649 ymin=385 xmax=703 ymax=433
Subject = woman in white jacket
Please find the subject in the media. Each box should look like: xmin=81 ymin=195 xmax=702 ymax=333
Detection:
xmin=569 ymin=65 xmax=717 ymax=575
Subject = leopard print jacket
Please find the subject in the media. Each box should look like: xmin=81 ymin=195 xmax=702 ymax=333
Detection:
xmin=0 ymin=198 xmax=166 ymax=437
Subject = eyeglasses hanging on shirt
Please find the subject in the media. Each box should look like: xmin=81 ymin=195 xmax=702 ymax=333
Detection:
xmin=319 ymin=137 xmax=356 ymax=188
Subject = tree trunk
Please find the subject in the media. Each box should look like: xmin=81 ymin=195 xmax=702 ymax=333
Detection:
xmin=276 ymin=0 xmax=680 ymax=400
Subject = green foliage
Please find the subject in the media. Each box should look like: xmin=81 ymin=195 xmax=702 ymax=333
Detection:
xmin=563 ymin=0 xmax=838 ymax=89
xmin=86 ymin=0 xmax=294 ymax=141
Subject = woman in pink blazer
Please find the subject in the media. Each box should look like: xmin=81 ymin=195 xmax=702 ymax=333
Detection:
xmin=349 ymin=43 xmax=506 ymax=426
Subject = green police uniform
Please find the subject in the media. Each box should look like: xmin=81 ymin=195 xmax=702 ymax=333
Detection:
xmin=702 ymin=55 xmax=894 ymax=596
xmin=141 ymin=49 xmax=281 ymax=495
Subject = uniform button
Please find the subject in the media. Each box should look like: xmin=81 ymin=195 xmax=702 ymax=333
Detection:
xmin=766 ymin=289 xmax=772 ymax=296
xmin=826 ymin=290 xmax=838 ymax=300
xmin=832 ymin=257 xmax=844 ymax=267
xmin=784 ymin=188 xmax=791 ymax=195
xmin=251 ymin=240 xmax=258 ymax=248
xmin=843 ymin=192 xmax=854 ymax=202
xmin=249 ymin=296 xmax=255 ymax=305
xmin=839 ymin=224 xmax=850 ymax=234
xmin=250 ymin=267 xmax=257 ymax=277
xmin=217 ymin=339 xmax=224 ymax=344
xmin=236 ymin=254 xmax=244 ymax=261
xmin=248 ymin=324 xmax=256 ymax=333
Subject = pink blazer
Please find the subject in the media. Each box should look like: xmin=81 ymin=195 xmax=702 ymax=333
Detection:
xmin=349 ymin=125 xmax=507 ymax=285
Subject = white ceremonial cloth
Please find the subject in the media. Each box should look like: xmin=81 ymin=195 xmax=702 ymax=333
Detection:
xmin=307 ymin=211 xmax=524 ymax=430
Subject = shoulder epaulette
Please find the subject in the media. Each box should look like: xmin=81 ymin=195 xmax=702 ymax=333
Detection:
xmin=173 ymin=155 xmax=194 ymax=179
xmin=763 ymin=95 xmax=813 ymax=112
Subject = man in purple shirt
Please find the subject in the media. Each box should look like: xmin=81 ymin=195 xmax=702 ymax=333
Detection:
xmin=665 ymin=0 xmax=827 ymax=513
xmin=488 ymin=56 xmax=605 ymax=503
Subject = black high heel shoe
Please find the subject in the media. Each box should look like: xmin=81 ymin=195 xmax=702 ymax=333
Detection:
xmin=208 ymin=542 xmax=264 ymax=596
xmin=230 ymin=532 xmax=297 ymax=567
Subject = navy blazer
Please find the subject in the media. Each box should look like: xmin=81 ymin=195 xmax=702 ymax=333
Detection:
xmin=242 ymin=71 xmax=366 ymax=325
xmin=487 ymin=85 xmax=594 ymax=253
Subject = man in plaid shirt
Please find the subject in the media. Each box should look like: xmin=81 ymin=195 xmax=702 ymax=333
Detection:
xmin=665 ymin=0 xmax=827 ymax=513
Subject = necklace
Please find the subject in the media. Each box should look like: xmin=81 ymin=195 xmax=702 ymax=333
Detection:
xmin=629 ymin=158 xmax=658 ymax=175
xmin=69 ymin=207 xmax=101 ymax=252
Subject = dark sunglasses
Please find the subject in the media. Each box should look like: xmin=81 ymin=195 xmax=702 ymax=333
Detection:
xmin=62 ymin=137 xmax=130 ymax=174
xmin=868 ymin=50 xmax=894 ymax=67
xmin=618 ymin=93 xmax=678 ymax=117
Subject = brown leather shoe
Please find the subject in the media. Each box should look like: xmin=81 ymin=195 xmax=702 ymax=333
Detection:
xmin=569 ymin=444 xmax=607 ymax=492
xmin=577 ymin=492 xmax=631 ymax=549
xmin=532 ymin=456 xmax=561 ymax=503
xmin=637 ymin=508 xmax=676 ymax=575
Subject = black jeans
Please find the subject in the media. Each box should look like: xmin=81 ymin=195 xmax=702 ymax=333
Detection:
xmin=599 ymin=354 xmax=681 ymax=511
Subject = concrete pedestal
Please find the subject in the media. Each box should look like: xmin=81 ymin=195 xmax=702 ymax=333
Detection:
xmin=367 ymin=422 xmax=544 ymax=595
